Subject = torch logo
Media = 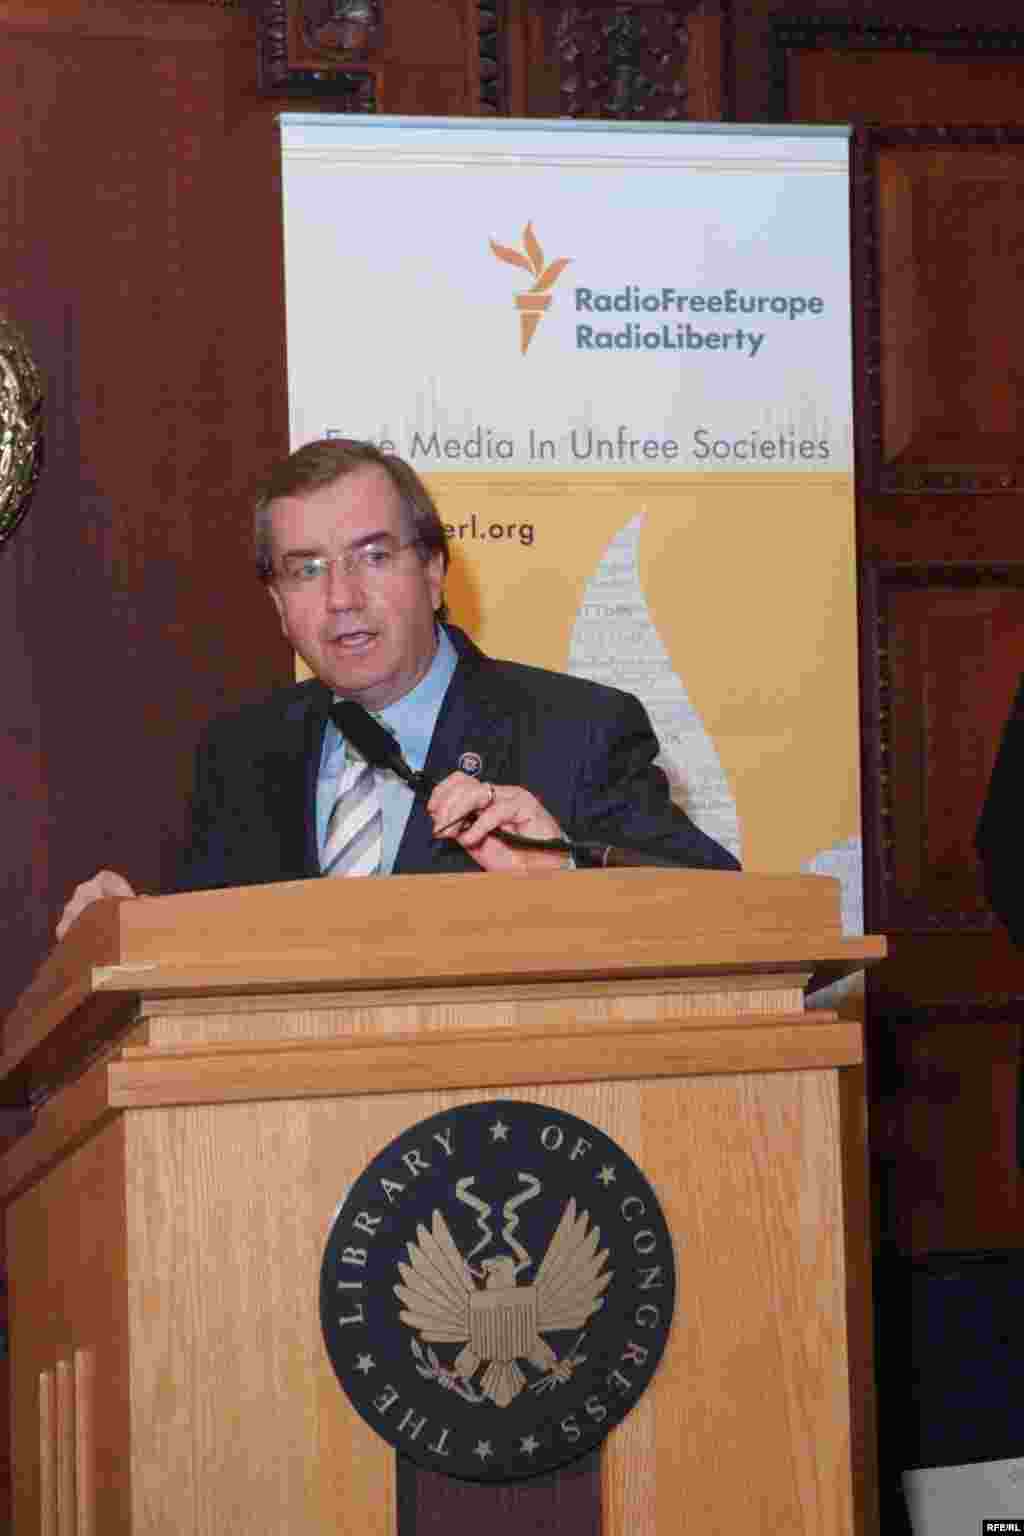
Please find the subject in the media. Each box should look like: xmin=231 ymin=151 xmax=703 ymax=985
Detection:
xmin=489 ymin=221 xmax=571 ymax=355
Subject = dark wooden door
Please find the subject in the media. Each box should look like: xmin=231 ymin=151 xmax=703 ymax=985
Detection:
xmin=775 ymin=22 xmax=1024 ymax=1257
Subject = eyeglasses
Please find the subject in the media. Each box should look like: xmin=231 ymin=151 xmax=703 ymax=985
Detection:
xmin=274 ymin=537 xmax=422 ymax=588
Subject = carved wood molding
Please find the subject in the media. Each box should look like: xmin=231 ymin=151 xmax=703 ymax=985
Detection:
xmin=254 ymin=0 xmax=728 ymax=116
xmin=862 ymin=560 xmax=1024 ymax=934
xmin=479 ymin=0 xmax=499 ymax=113
xmin=773 ymin=19 xmax=1024 ymax=71
xmin=257 ymin=0 xmax=377 ymax=102
xmin=554 ymin=4 xmax=692 ymax=120
xmin=849 ymin=127 xmax=882 ymax=501
xmin=488 ymin=0 xmax=728 ymax=122
xmin=770 ymin=19 xmax=1024 ymax=120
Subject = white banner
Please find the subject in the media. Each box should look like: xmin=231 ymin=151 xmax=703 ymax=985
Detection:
xmin=280 ymin=115 xmax=860 ymax=930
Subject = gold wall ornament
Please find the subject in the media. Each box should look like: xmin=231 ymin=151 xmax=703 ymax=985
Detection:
xmin=0 ymin=315 xmax=44 ymax=551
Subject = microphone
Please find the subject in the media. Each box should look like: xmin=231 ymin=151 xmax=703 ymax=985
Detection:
xmin=330 ymin=701 xmax=556 ymax=852
xmin=330 ymin=702 xmax=433 ymax=797
xmin=328 ymin=701 xmax=688 ymax=869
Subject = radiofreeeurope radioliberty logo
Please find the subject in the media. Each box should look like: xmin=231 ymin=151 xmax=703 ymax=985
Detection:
xmin=574 ymin=285 xmax=825 ymax=357
xmin=488 ymin=223 xmax=825 ymax=360
xmin=489 ymin=222 xmax=571 ymax=355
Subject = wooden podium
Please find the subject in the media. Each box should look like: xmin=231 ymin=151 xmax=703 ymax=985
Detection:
xmin=2 ymin=869 xmax=884 ymax=1536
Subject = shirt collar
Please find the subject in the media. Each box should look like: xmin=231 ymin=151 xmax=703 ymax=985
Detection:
xmin=330 ymin=624 xmax=458 ymax=773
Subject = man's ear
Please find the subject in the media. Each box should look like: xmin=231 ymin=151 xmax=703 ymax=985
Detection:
xmin=427 ymin=551 xmax=445 ymax=614
xmin=267 ymin=582 xmax=289 ymax=637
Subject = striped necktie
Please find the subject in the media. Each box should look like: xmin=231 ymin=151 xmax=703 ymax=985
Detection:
xmin=321 ymin=749 xmax=383 ymax=878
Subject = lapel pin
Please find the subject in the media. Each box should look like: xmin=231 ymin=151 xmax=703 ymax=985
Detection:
xmin=458 ymin=751 xmax=483 ymax=777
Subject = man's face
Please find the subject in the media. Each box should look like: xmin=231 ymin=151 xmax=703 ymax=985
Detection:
xmin=266 ymin=464 xmax=444 ymax=709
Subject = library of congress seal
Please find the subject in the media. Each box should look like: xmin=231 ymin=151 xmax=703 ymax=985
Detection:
xmin=320 ymin=1100 xmax=675 ymax=1482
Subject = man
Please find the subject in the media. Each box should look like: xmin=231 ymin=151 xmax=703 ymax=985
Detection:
xmin=57 ymin=439 xmax=737 ymax=936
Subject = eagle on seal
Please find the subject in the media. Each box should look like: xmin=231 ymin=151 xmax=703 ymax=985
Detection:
xmin=395 ymin=1197 xmax=612 ymax=1408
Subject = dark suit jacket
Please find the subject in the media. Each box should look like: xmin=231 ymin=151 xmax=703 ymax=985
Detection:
xmin=176 ymin=625 xmax=739 ymax=891
xmin=977 ymin=674 xmax=1024 ymax=945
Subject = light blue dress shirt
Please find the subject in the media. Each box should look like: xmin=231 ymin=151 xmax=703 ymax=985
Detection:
xmin=315 ymin=627 xmax=459 ymax=874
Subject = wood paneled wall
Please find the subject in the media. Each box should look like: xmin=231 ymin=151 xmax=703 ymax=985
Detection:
xmin=772 ymin=24 xmax=1024 ymax=1259
xmin=1 ymin=0 xmax=295 ymax=1024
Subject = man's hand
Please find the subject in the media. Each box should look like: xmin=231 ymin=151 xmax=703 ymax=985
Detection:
xmin=427 ymin=772 xmax=570 ymax=872
xmin=56 ymin=869 xmax=137 ymax=941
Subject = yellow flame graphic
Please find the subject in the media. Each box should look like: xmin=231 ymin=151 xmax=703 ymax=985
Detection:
xmin=489 ymin=221 xmax=571 ymax=354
